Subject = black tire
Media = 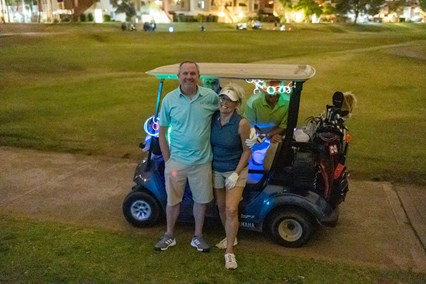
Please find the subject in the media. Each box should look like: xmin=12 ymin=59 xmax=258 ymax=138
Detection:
xmin=268 ymin=209 xmax=315 ymax=248
xmin=122 ymin=191 xmax=161 ymax=227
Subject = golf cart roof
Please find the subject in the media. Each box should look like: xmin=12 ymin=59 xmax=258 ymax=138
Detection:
xmin=146 ymin=63 xmax=316 ymax=81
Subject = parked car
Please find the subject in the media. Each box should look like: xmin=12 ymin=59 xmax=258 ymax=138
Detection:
xmin=250 ymin=20 xmax=262 ymax=29
xmin=143 ymin=21 xmax=156 ymax=32
xmin=121 ymin=22 xmax=136 ymax=31
xmin=236 ymin=22 xmax=247 ymax=30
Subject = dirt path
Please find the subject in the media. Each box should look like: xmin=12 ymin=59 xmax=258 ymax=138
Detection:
xmin=1 ymin=146 xmax=425 ymax=273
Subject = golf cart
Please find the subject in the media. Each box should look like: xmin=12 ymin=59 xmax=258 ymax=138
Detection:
xmin=122 ymin=63 xmax=351 ymax=247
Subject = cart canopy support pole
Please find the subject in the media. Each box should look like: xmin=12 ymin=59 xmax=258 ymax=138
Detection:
xmin=270 ymin=81 xmax=304 ymax=183
xmin=146 ymin=79 xmax=165 ymax=171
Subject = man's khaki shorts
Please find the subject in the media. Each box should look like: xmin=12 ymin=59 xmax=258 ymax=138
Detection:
xmin=164 ymin=159 xmax=213 ymax=206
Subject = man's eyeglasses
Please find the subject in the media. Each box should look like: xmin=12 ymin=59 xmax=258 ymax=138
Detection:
xmin=245 ymin=79 xmax=292 ymax=96
xmin=264 ymin=85 xmax=291 ymax=95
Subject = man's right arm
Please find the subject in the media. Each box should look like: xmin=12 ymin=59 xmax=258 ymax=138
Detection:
xmin=244 ymin=106 xmax=263 ymax=148
xmin=159 ymin=126 xmax=170 ymax=162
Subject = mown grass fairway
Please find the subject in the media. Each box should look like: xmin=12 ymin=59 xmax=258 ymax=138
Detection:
xmin=1 ymin=22 xmax=425 ymax=184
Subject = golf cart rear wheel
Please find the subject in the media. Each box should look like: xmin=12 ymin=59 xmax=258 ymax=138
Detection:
xmin=122 ymin=191 xmax=160 ymax=227
xmin=268 ymin=210 xmax=314 ymax=248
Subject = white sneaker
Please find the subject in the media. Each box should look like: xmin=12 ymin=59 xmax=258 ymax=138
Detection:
xmin=215 ymin=237 xmax=238 ymax=249
xmin=224 ymin=253 xmax=238 ymax=269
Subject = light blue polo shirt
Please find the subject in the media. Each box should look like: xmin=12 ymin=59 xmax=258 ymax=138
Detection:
xmin=159 ymin=86 xmax=219 ymax=165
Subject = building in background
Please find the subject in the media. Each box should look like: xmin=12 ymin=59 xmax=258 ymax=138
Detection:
xmin=0 ymin=0 xmax=424 ymax=24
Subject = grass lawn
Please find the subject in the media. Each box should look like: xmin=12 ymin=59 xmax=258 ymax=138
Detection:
xmin=1 ymin=215 xmax=425 ymax=283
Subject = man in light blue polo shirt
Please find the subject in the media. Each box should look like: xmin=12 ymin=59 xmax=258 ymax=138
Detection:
xmin=155 ymin=61 xmax=218 ymax=252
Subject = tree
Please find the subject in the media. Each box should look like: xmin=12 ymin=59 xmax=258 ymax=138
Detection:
xmin=387 ymin=0 xmax=406 ymax=21
xmin=276 ymin=0 xmax=293 ymax=23
xmin=420 ymin=0 xmax=426 ymax=11
xmin=335 ymin=0 xmax=385 ymax=24
xmin=278 ymin=0 xmax=293 ymax=11
xmin=112 ymin=0 xmax=136 ymax=22
xmin=321 ymin=1 xmax=336 ymax=15
xmin=295 ymin=0 xmax=323 ymax=22
xmin=319 ymin=0 xmax=336 ymax=22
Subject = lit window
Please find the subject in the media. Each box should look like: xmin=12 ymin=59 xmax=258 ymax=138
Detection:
xmin=198 ymin=0 xmax=205 ymax=9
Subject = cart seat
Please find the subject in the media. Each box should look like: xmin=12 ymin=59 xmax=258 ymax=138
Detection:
xmin=245 ymin=142 xmax=281 ymax=190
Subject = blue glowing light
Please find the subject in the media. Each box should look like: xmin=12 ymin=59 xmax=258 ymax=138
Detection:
xmin=144 ymin=115 xmax=160 ymax=137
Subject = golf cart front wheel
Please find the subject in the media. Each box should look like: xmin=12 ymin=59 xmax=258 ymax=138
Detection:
xmin=122 ymin=191 xmax=160 ymax=227
xmin=268 ymin=210 xmax=315 ymax=248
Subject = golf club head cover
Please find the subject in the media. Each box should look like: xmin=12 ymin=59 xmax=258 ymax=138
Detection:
xmin=332 ymin=91 xmax=344 ymax=108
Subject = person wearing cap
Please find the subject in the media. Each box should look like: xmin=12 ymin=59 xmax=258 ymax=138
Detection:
xmin=211 ymin=83 xmax=251 ymax=269
xmin=155 ymin=61 xmax=219 ymax=252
